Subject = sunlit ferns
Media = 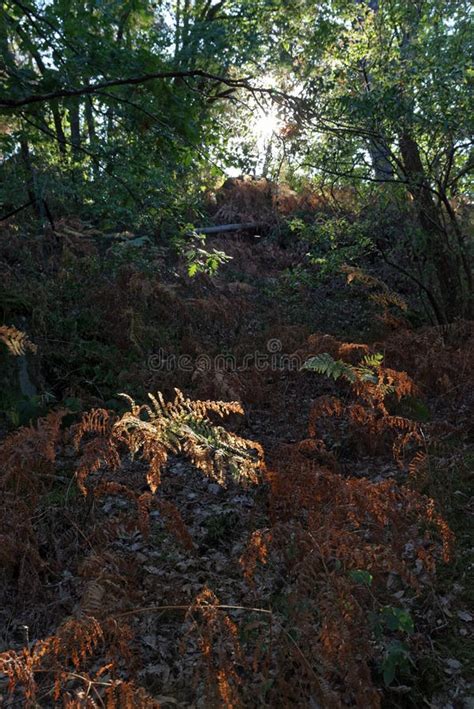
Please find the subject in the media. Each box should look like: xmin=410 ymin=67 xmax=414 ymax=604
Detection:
xmin=117 ymin=389 xmax=264 ymax=485
xmin=0 ymin=324 xmax=37 ymax=356
xmin=303 ymin=351 xmax=415 ymax=409
xmin=0 ymin=617 xmax=103 ymax=705
xmin=73 ymin=388 xmax=264 ymax=496
xmin=303 ymin=347 xmax=425 ymax=474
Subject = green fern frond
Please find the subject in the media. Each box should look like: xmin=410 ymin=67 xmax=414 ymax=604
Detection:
xmin=302 ymin=353 xmax=358 ymax=383
xmin=361 ymin=353 xmax=384 ymax=369
xmin=303 ymin=351 xmax=392 ymax=391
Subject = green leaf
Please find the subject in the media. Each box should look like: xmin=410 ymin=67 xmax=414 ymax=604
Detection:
xmin=383 ymin=655 xmax=397 ymax=686
xmin=381 ymin=607 xmax=414 ymax=634
xmin=349 ymin=569 xmax=373 ymax=586
xmin=382 ymin=641 xmax=411 ymax=686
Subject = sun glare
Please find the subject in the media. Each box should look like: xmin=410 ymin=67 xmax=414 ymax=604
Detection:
xmin=253 ymin=109 xmax=281 ymax=141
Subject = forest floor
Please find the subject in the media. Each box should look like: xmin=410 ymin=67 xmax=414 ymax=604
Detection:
xmin=0 ymin=213 xmax=473 ymax=708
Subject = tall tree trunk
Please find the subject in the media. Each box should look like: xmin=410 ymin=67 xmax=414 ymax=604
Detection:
xmin=51 ymin=102 xmax=67 ymax=158
xmin=355 ymin=2 xmax=394 ymax=180
xmin=174 ymin=0 xmax=182 ymax=60
xmin=367 ymin=136 xmax=394 ymax=181
xmin=105 ymin=11 xmax=130 ymax=148
xmin=84 ymin=97 xmax=96 ymax=145
xmin=84 ymin=96 xmax=99 ymax=179
xmin=19 ymin=136 xmax=41 ymax=219
xmin=15 ymin=28 xmax=68 ymax=159
xmin=69 ymin=99 xmax=81 ymax=159
xmin=399 ymin=133 xmax=467 ymax=321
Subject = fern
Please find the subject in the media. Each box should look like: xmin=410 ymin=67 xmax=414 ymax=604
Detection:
xmin=115 ymin=389 xmax=264 ymax=487
xmin=341 ymin=264 xmax=408 ymax=314
xmin=73 ymin=389 xmax=264 ymax=496
xmin=0 ymin=325 xmax=37 ymax=356
xmin=303 ymin=351 xmax=403 ymax=399
xmin=303 ymin=351 xmax=387 ymax=387
xmin=361 ymin=352 xmax=384 ymax=369
xmin=302 ymin=339 xmax=424 ymax=465
xmin=356 ymin=353 xmax=384 ymax=385
xmin=302 ymin=352 xmax=358 ymax=383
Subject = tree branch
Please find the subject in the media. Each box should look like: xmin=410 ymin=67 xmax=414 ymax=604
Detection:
xmin=0 ymin=69 xmax=253 ymax=108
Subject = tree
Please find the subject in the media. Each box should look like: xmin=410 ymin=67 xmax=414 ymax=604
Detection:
xmin=0 ymin=0 xmax=471 ymax=321
xmin=250 ymin=0 xmax=473 ymax=321
xmin=0 ymin=0 xmax=258 ymax=226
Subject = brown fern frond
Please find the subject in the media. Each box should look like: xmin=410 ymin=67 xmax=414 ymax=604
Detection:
xmin=348 ymin=403 xmax=372 ymax=427
xmin=338 ymin=340 xmax=371 ymax=359
xmin=264 ymin=458 xmax=453 ymax=706
xmin=72 ymin=409 xmax=121 ymax=494
xmin=0 ymin=495 xmax=43 ymax=580
xmin=0 ymin=409 xmax=66 ymax=496
xmin=0 ymin=649 xmax=37 ymax=704
xmin=370 ymin=291 xmax=408 ymax=312
xmin=137 ymin=491 xmax=153 ymax=537
xmin=187 ymin=588 xmax=245 ymax=708
xmin=73 ymin=408 xmax=115 ymax=446
xmin=408 ymin=450 xmax=429 ymax=483
xmin=392 ymin=429 xmax=423 ymax=468
xmin=157 ymin=499 xmax=194 ymax=550
xmin=51 ymin=617 xmax=104 ymax=670
xmin=103 ymin=680 xmax=162 ymax=708
xmin=75 ymin=437 xmax=121 ymax=495
xmin=114 ymin=389 xmax=263 ymax=487
xmin=78 ymin=552 xmax=138 ymax=623
xmin=308 ymin=396 xmax=344 ymax=437
xmin=0 ymin=616 xmax=144 ymax=707
xmin=0 ymin=324 xmax=37 ymax=355
xmin=382 ymin=415 xmax=419 ymax=432
xmin=381 ymin=368 xmax=417 ymax=400
xmin=304 ymin=332 xmax=369 ymax=363
xmin=240 ymin=529 xmax=271 ymax=584
xmin=341 ymin=264 xmax=381 ymax=288
xmin=0 ymin=616 xmax=104 ymax=702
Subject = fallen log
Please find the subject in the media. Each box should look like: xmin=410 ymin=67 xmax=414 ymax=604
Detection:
xmin=82 ymin=222 xmax=263 ymax=246
xmin=189 ymin=222 xmax=262 ymax=235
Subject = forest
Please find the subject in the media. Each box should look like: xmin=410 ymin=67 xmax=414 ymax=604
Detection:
xmin=0 ymin=0 xmax=473 ymax=706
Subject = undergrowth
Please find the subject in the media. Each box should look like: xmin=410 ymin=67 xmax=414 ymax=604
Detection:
xmin=0 ymin=218 xmax=472 ymax=707
xmin=2 ymin=323 xmax=471 ymax=706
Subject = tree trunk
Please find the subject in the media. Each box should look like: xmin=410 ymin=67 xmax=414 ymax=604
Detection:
xmin=399 ymin=133 xmax=469 ymax=321
xmin=19 ymin=136 xmax=41 ymax=219
xmin=174 ymin=0 xmax=182 ymax=60
xmin=69 ymin=99 xmax=81 ymax=159
xmin=368 ymin=137 xmax=394 ymax=180
xmin=18 ymin=32 xmax=67 ymax=159
xmin=84 ymin=96 xmax=99 ymax=179
xmin=105 ymin=11 xmax=130 ymax=148
xmin=51 ymin=102 xmax=67 ymax=157
xmin=84 ymin=97 xmax=96 ymax=144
